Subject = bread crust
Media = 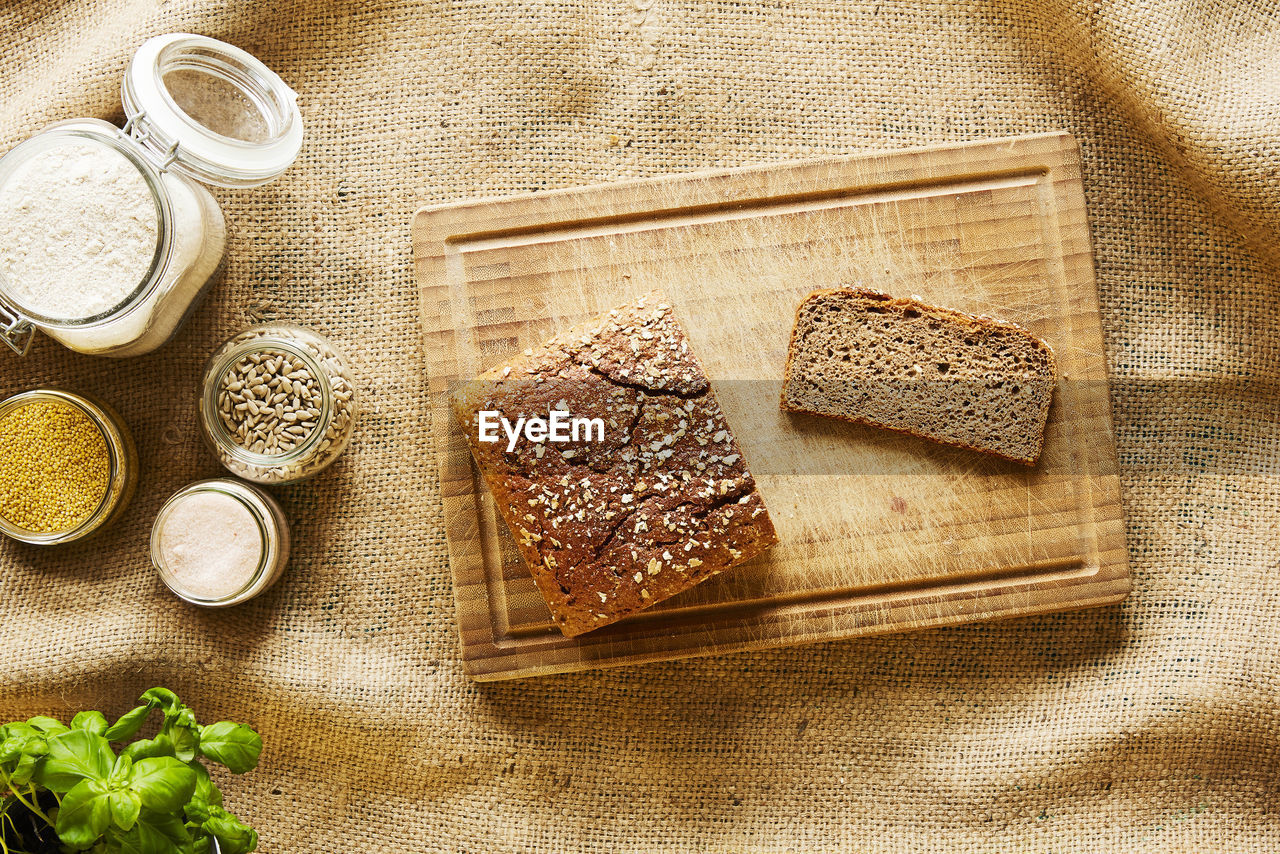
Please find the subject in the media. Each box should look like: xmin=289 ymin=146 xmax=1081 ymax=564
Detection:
xmin=780 ymin=287 xmax=1056 ymax=465
xmin=453 ymin=292 xmax=777 ymax=637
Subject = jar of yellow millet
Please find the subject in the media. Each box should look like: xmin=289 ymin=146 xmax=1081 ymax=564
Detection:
xmin=0 ymin=389 xmax=138 ymax=545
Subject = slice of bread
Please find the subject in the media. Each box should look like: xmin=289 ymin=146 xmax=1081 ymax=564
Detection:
xmin=780 ymin=288 xmax=1056 ymax=465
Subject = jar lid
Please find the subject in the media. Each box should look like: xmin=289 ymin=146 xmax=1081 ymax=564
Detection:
xmin=122 ymin=34 xmax=303 ymax=188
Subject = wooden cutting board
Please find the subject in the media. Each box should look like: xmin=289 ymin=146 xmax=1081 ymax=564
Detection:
xmin=414 ymin=131 xmax=1129 ymax=682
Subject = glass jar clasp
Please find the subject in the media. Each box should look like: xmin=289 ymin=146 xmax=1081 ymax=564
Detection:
xmin=0 ymin=304 xmax=33 ymax=356
xmin=122 ymin=113 xmax=181 ymax=172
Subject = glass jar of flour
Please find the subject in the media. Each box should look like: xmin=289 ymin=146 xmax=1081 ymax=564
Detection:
xmin=0 ymin=34 xmax=303 ymax=357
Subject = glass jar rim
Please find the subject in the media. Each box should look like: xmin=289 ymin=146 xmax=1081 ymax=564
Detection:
xmin=0 ymin=389 xmax=128 ymax=545
xmin=151 ymin=478 xmax=277 ymax=605
xmin=0 ymin=126 xmax=175 ymax=328
xmin=201 ymin=332 xmax=334 ymax=467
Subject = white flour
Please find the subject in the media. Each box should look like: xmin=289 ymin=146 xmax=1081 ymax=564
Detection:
xmin=0 ymin=139 xmax=158 ymax=320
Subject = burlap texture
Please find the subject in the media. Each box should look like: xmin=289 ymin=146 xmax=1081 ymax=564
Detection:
xmin=1 ymin=1 xmax=1277 ymax=850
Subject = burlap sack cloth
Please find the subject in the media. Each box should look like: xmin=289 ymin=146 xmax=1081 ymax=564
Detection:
xmin=2 ymin=1 xmax=1277 ymax=850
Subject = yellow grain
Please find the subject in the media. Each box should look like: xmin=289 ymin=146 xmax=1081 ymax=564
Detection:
xmin=0 ymin=400 xmax=110 ymax=533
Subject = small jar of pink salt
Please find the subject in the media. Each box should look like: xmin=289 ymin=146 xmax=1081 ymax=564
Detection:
xmin=150 ymin=478 xmax=290 ymax=606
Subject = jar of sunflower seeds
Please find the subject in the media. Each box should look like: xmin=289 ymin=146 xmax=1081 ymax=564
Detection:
xmin=197 ymin=323 xmax=357 ymax=485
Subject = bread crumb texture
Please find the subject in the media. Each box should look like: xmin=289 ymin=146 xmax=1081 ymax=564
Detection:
xmin=453 ymin=292 xmax=778 ymax=637
xmin=781 ymin=288 xmax=1056 ymax=465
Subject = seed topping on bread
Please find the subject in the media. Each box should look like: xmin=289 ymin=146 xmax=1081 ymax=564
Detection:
xmin=453 ymin=293 xmax=777 ymax=637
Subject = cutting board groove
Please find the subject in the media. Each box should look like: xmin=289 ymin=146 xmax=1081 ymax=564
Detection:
xmin=416 ymin=131 xmax=1129 ymax=681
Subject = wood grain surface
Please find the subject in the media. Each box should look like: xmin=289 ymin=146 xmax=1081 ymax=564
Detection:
xmin=414 ymin=131 xmax=1129 ymax=682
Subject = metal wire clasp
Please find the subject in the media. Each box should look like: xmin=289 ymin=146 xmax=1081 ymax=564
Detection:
xmin=0 ymin=303 xmax=33 ymax=356
xmin=123 ymin=112 xmax=181 ymax=171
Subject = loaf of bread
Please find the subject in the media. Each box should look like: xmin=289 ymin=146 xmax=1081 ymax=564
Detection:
xmin=780 ymin=288 xmax=1056 ymax=464
xmin=452 ymin=293 xmax=778 ymax=637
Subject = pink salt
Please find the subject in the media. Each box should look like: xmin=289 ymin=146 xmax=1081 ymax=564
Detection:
xmin=157 ymin=490 xmax=263 ymax=600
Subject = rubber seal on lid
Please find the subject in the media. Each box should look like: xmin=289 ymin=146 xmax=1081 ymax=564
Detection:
xmin=122 ymin=33 xmax=303 ymax=188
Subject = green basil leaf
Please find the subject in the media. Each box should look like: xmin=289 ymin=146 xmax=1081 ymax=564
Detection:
xmin=202 ymin=808 xmax=258 ymax=854
xmin=122 ymin=733 xmax=175 ymax=763
xmin=21 ymin=733 xmax=49 ymax=753
xmin=2 ymin=733 xmax=47 ymax=773
xmin=192 ymin=763 xmax=222 ymax=809
xmin=70 ymin=711 xmax=108 ymax=737
xmin=113 ymin=818 xmax=182 ymax=854
xmin=137 ymin=809 xmax=194 ymax=854
xmin=105 ymin=706 xmax=152 ymax=742
xmin=189 ymin=762 xmax=212 ymax=803
xmin=182 ymin=796 xmax=211 ymax=825
xmin=139 ymin=689 xmax=181 ymax=716
xmin=128 ymin=757 xmax=197 ymax=813
xmin=11 ymin=748 xmax=42 ymax=786
xmin=110 ymin=752 xmax=135 ymax=787
xmin=169 ymin=725 xmax=198 ymax=764
xmin=139 ymin=691 xmax=180 ymax=711
xmin=1 ymin=724 xmax=42 ymax=764
xmin=196 ymin=723 xmax=262 ymax=774
xmin=191 ymin=836 xmax=212 ymax=854
xmin=27 ymin=716 xmax=69 ymax=735
xmin=55 ymin=778 xmax=113 ymax=849
xmin=109 ymin=789 xmax=143 ymax=831
xmin=38 ymin=729 xmax=114 ymax=792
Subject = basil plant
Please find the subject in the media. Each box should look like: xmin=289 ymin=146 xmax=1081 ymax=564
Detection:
xmin=0 ymin=688 xmax=260 ymax=854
